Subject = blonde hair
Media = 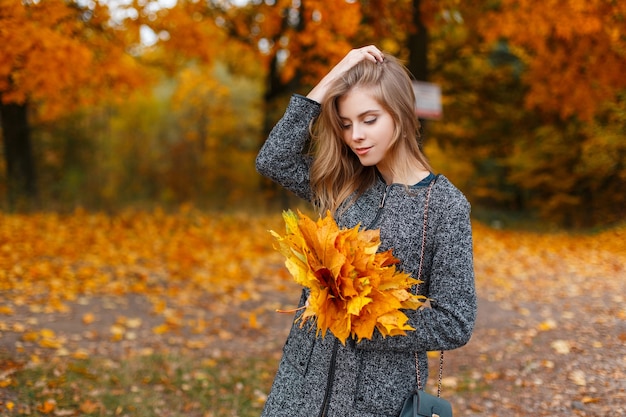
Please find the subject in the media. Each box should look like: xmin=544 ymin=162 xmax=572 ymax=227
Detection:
xmin=310 ymin=54 xmax=432 ymax=214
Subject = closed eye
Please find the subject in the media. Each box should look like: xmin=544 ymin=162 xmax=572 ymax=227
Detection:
xmin=364 ymin=117 xmax=377 ymax=125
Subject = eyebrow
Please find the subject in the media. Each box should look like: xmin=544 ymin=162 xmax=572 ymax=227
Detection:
xmin=339 ymin=109 xmax=381 ymax=119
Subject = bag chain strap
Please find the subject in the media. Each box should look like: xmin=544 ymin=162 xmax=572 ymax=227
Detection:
xmin=415 ymin=179 xmax=444 ymax=397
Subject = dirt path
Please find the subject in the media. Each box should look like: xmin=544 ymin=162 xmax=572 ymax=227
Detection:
xmin=1 ymin=273 xmax=624 ymax=417
xmin=446 ymin=296 xmax=625 ymax=416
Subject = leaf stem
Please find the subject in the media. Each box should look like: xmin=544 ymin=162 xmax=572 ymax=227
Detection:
xmin=276 ymin=306 xmax=306 ymax=314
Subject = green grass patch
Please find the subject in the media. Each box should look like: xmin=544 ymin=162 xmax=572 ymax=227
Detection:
xmin=3 ymin=353 xmax=277 ymax=416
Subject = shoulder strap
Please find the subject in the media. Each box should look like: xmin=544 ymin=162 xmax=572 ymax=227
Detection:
xmin=415 ymin=176 xmax=444 ymax=396
xmin=416 ymin=176 xmax=435 ymax=283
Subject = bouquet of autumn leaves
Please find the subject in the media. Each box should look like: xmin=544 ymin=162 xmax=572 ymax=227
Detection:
xmin=271 ymin=210 xmax=425 ymax=345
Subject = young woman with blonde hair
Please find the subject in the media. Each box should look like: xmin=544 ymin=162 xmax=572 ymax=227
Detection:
xmin=256 ymin=45 xmax=476 ymax=417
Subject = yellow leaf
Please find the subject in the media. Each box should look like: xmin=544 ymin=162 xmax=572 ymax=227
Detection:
xmin=82 ymin=313 xmax=95 ymax=325
xmin=152 ymin=300 xmax=167 ymax=314
xmin=152 ymin=324 xmax=169 ymax=335
xmin=581 ymin=396 xmax=601 ymax=404
xmin=346 ymin=294 xmax=372 ymax=316
xmin=22 ymin=331 xmax=39 ymax=342
xmin=0 ymin=305 xmax=14 ymax=315
xmin=126 ymin=318 xmax=142 ymax=329
xmin=538 ymin=319 xmax=557 ymax=331
xmin=38 ymin=338 xmax=62 ymax=349
xmin=109 ymin=324 xmax=125 ymax=341
xmin=39 ymin=328 xmax=56 ymax=338
xmin=550 ymin=340 xmax=571 ymax=355
xmin=376 ymin=311 xmax=415 ymax=337
xmin=569 ymin=369 xmax=586 ymax=386
xmin=72 ymin=349 xmax=89 ymax=360
xmin=12 ymin=323 xmax=25 ymax=333
xmin=248 ymin=312 xmax=259 ymax=329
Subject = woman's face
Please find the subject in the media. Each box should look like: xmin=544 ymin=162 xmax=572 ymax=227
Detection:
xmin=337 ymin=86 xmax=396 ymax=174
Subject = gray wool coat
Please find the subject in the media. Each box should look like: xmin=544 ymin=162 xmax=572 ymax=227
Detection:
xmin=256 ymin=94 xmax=477 ymax=417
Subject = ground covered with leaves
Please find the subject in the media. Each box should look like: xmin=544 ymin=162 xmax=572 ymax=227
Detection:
xmin=0 ymin=209 xmax=624 ymax=416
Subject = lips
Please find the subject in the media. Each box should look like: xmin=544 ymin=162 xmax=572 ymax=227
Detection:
xmin=354 ymin=146 xmax=372 ymax=156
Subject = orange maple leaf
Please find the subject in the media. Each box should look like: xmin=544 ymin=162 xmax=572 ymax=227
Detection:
xmin=271 ymin=210 xmax=425 ymax=344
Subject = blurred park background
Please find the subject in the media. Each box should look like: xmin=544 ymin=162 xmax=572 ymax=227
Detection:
xmin=1 ymin=1 xmax=626 ymax=416
xmin=1 ymin=0 xmax=624 ymax=228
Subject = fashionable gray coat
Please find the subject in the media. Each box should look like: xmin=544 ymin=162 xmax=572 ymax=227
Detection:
xmin=256 ymin=94 xmax=477 ymax=417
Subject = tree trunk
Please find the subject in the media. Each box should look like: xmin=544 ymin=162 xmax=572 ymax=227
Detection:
xmin=407 ymin=0 xmax=429 ymax=146
xmin=408 ymin=0 xmax=428 ymax=82
xmin=0 ymin=100 xmax=37 ymax=207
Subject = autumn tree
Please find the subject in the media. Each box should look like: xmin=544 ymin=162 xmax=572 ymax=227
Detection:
xmin=0 ymin=0 xmax=147 ymax=208
xmin=118 ymin=0 xmax=625 ymax=226
xmin=481 ymin=0 xmax=626 ymax=121
xmin=410 ymin=2 xmax=527 ymax=209
xmin=386 ymin=0 xmax=626 ymax=227
xmin=156 ymin=0 xmax=364 ymax=206
xmin=477 ymin=0 xmax=626 ymax=226
xmin=125 ymin=0 xmax=266 ymax=207
xmin=5 ymin=0 xmax=623 ymax=226
xmin=150 ymin=0 xmax=451 ymax=205
xmin=112 ymin=0 xmax=460 ymax=211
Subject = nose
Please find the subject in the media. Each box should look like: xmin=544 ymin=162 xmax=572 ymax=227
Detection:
xmin=350 ymin=124 xmax=364 ymax=142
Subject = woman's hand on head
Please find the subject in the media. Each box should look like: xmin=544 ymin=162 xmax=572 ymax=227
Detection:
xmin=332 ymin=46 xmax=384 ymax=74
xmin=307 ymin=45 xmax=384 ymax=103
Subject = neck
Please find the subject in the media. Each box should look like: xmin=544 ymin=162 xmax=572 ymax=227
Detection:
xmin=377 ymin=160 xmax=430 ymax=186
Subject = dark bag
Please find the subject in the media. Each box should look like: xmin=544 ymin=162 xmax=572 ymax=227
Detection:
xmin=399 ymin=389 xmax=452 ymax=417
xmin=399 ymin=177 xmax=453 ymax=417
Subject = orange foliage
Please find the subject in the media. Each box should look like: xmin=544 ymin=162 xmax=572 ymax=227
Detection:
xmin=241 ymin=0 xmax=456 ymax=86
xmin=0 ymin=0 xmax=148 ymax=120
xmin=480 ymin=0 xmax=626 ymax=120
xmin=142 ymin=0 xmax=225 ymax=68
xmin=241 ymin=0 xmax=363 ymax=86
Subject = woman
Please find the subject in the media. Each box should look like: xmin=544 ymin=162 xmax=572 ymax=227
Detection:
xmin=256 ymin=45 xmax=476 ymax=417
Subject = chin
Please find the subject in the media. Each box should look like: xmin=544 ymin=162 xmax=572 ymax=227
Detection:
xmin=358 ymin=158 xmax=378 ymax=167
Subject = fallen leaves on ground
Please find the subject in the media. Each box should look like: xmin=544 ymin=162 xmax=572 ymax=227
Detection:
xmin=0 ymin=208 xmax=624 ymax=355
xmin=0 ymin=209 xmax=625 ymax=416
xmin=472 ymin=222 xmax=625 ymax=303
xmin=0 ymin=207 xmax=291 ymax=354
xmin=450 ymin=223 xmax=626 ymax=416
xmin=1 ymin=206 xmax=285 ymax=310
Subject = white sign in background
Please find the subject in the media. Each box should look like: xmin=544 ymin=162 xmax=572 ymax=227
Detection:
xmin=412 ymin=81 xmax=442 ymax=120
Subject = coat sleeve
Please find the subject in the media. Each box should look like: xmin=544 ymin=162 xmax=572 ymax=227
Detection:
xmin=356 ymin=186 xmax=477 ymax=352
xmin=255 ymin=94 xmax=321 ymax=202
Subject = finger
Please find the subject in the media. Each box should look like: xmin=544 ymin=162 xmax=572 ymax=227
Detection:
xmin=367 ymin=45 xmax=385 ymax=62
xmin=360 ymin=45 xmax=384 ymax=62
